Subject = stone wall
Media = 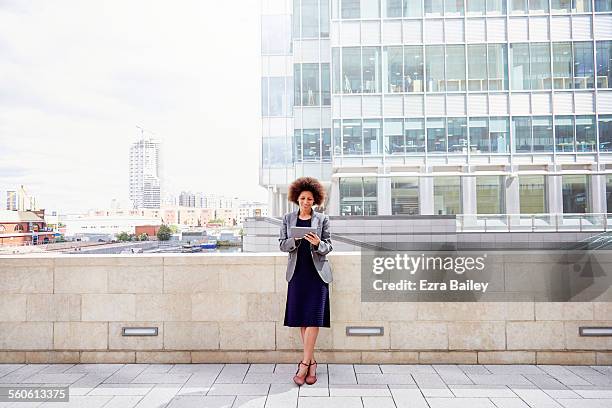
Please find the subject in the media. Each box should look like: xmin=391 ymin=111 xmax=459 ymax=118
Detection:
xmin=0 ymin=253 xmax=610 ymax=364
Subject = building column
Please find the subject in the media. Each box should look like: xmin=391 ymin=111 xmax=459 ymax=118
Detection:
xmin=377 ymin=175 xmax=391 ymax=215
xmin=547 ymin=174 xmax=563 ymax=214
xmin=590 ymin=174 xmax=606 ymax=214
xmin=268 ymin=187 xmax=278 ymax=217
xmin=462 ymin=175 xmax=477 ymax=214
xmin=419 ymin=176 xmax=434 ymax=215
xmin=505 ymin=175 xmax=520 ymax=214
xmin=328 ymin=178 xmax=340 ymax=216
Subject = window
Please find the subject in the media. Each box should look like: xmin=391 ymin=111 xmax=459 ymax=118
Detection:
xmin=294 ymin=65 xmax=302 ymax=106
xmin=405 ymin=0 xmax=423 ymax=16
xmin=294 ymin=129 xmax=303 ymax=162
xmin=301 ymin=64 xmax=320 ymax=105
xmin=340 ymin=178 xmax=364 ymax=215
xmin=445 ymin=0 xmax=465 ymax=15
xmin=362 ymin=0 xmax=381 ymax=18
xmin=301 ymin=0 xmax=319 ymax=38
xmin=425 ymin=0 xmax=444 ymax=16
xmin=595 ymin=1 xmax=612 ymax=12
xmin=553 ymin=42 xmax=595 ymax=89
xmin=511 ymin=0 xmax=528 ymax=14
xmin=469 ymin=117 xmax=489 ymax=153
xmin=467 ymin=0 xmax=486 ymax=15
xmin=468 ymin=44 xmax=488 ymax=91
xmin=553 ymin=42 xmax=573 ymax=89
xmin=488 ymin=44 xmax=509 ymax=90
xmin=446 ymin=45 xmax=466 ymax=91
xmin=384 ymin=119 xmax=404 ymax=154
xmin=426 ymin=45 xmax=445 ymax=91
xmin=321 ymin=0 xmax=330 ymax=37
xmin=552 ymin=0 xmax=591 ymax=13
xmin=513 ymin=116 xmax=532 ymax=153
xmin=562 ymin=175 xmax=589 ymax=213
xmin=530 ymin=43 xmax=551 ymax=90
xmin=262 ymin=77 xmax=291 ymax=117
xmin=333 ymin=120 xmax=342 ymax=155
xmin=477 ymin=176 xmax=504 ymax=214
xmin=340 ymin=177 xmax=378 ymax=215
xmin=434 ymin=177 xmax=462 ymax=215
xmin=532 ymin=116 xmax=553 ymax=152
xmin=363 ymin=119 xmax=382 ymax=154
xmin=405 ymin=46 xmax=424 ymax=92
xmin=303 ymin=129 xmax=321 ymax=160
xmin=487 ymin=0 xmax=506 ymax=14
xmin=427 ymin=118 xmax=446 ymax=153
xmin=519 ymin=175 xmax=546 ymax=214
xmin=490 ymin=117 xmax=509 ymax=153
xmin=391 ymin=177 xmax=419 ymax=215
xmin=333 ymin=48 xmax=341 ymax=94
xmin=385 ymin=0 xmax=403 ymax=17
xmin=600 ymin=115 xmax=612 ymax=152
xmin=362 ymin=47 xmax=382 ymax=93
xmin=529 ymin=0 xmax=548 ymax=13
xmin=447 ymin=117 xmax=468 ymax=153
xmin=596 ymin=41 xmax=611 ymax=89
xmin=342 ymin=0 xmax=361 ymax=18
xmin=323 ymin=128 xmax=332 ymax=161
xmin=342 ymin=48 xmax=361 ymax=93
xmin=510 ymin=43 xmax=530 ymax=90
xmin=555 ymin=115 xmax=575 ymax=152
xmin=363 ymin=177 xmax=378 ymax=214
xmin=384 ymin=46 xmax=404 ymax=92
xmin=343 ymin=119 xmax=362 ymax=154
xmin=405 ymin=118 xmax=426 ymax=152
xmin=573 ymin=42 xmax=594 ymax=89
xmin=262 ymin=136 xmax=292 ymax=167
xmin=322 ymin=63 xmax=331 ymax=105
xmin=575 ymin=115 xmax=596 ymax=152
xmin=261 ymin=15 xmax=291 ymax=55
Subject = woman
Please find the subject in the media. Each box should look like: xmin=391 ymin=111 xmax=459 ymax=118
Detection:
xmin=279 ymin=176 xmax=333 ymax=386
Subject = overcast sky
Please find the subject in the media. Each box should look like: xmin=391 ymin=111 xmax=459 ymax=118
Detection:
xmin=0 ymin=0 xmax=264 ymax=214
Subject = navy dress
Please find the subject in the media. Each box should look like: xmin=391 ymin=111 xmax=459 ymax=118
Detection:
xmin=283 ymin=217 xmax=331 ymax=328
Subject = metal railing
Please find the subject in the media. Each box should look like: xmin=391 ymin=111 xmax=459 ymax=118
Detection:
xmin=456 ymin=213 xmax=612 ymax=233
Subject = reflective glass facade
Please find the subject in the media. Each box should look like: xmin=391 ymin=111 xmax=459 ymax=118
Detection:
xmin=261 ymin=1 xmax=612 ymax=217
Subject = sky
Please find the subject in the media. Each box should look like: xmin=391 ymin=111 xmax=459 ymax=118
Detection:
xmin=0 ymin=0 xmax=265 ymax=214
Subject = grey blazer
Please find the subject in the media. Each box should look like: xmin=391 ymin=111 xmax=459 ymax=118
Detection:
xmin=279 ymin=209 xmax=333 ymax=283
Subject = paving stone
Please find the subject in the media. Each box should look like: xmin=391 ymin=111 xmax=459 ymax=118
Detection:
xmin=207 ymin=383 xmax=270 ymax=396
xmin=329 ymin=384 xmax=390 ymax=397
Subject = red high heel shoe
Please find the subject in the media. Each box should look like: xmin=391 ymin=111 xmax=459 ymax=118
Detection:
xmin=293 ymin=361 xmax=310 ymax=386
xmin=305 ymin=360 xmax=317 ymax=385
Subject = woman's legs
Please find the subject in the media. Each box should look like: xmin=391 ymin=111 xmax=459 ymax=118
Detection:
xmin=302 ymin=326 xmax=319 ymax=364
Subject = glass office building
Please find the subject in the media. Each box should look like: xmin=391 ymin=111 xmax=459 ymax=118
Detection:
xmin=261 ymin=0 xmax=612 ymax=218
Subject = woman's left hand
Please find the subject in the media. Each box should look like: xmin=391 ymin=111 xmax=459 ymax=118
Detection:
xmin=303 ymin=232 xmax=321 ymax=246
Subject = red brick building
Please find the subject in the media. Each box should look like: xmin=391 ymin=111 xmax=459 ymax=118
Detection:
xmin=0 ymin=210 xmax=55 ymax=246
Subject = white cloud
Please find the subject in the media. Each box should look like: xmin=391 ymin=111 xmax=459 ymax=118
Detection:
xmin=0 ymin=0 xmax=265 ymax=213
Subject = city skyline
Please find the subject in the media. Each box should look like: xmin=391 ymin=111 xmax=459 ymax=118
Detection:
xmin=0 ymin=0 xmax=266 ymax=214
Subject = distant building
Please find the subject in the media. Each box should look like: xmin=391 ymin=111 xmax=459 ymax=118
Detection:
xmin=129 ymin=138 xmax=161 ymax=209
xmin=6 ymin=191 xmax=16 ymax=211
xmin=179 ymin=191 xmax=196 ymax=207
xmin=63 ymin=214 xmax=161 ymax=239
xmin=0 ymin=210 xmax=55 ymax=246
xmin=237 ymin=202 xmax=269 ymax=225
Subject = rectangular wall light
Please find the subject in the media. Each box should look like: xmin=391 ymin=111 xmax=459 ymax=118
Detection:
xmin=346 ymin=326 xmax=384 ymax=336
xmin=122 ymin=327 xmax=158 ymax=336
xmin=579 ymin=327 xmax=612 ymax=337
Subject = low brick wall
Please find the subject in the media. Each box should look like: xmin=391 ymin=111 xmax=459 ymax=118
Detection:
xmin=0 ymin=253 xmax=610 ymax=365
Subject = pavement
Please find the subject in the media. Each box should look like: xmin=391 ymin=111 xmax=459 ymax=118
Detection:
xmin=0 ymin=363 xmax=611 ymax=407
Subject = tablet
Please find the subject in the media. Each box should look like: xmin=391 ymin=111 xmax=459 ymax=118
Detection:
xmin=290 ymin=226 xmax=317 ymax=239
